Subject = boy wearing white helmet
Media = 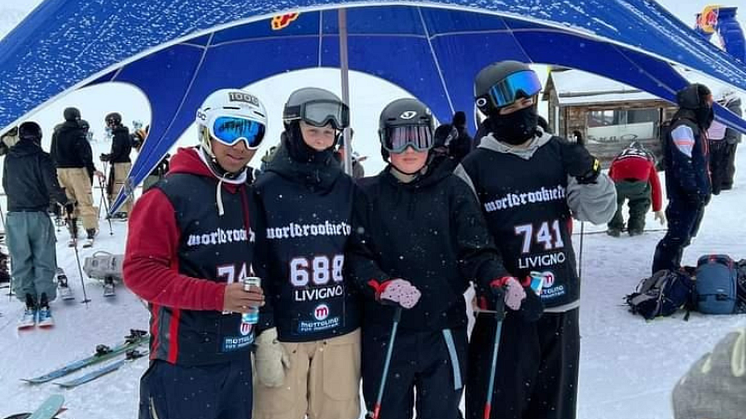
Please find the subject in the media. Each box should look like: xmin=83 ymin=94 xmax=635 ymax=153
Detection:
xmin=124 ymin=88 xmax=268 ymax=419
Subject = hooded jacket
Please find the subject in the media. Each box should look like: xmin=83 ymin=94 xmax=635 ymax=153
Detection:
xmin=50 ymin=121 xmax=95 ymax=174
xmin=253 ymin=136 xmax=360 ymax=342
xmin=347 ymin=158 xmax=508 ymax=331
xmin=102 ymin=125 xmax=132 ymax=163
xmin=666 ymin=84 xmax=712 ymax=202
xmin=3 ymin=139 xmax=69 ymax=212
xmin=123 ymin=147 xmax=264 ymax=366
xmin=457 ymin=130 xmax=616 ymax=312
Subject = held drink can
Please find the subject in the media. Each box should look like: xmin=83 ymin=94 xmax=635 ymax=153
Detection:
xmin=241 ymin=276 xmax=261 ymax=325
xmin=528 ymin=271 xmax=544 ymax=296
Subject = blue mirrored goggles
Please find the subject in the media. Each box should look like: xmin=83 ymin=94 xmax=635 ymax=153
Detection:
xmin=484 ymin=70 xmax=542 ymax=109
xmin=210 ymin=116 xmax=266 ymax=149
xmin=381 ymin=125 xmax=434 ymax=153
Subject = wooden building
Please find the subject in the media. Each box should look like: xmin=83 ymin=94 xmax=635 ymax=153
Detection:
xmin=543 ymin=69 xmax=678 ymax=167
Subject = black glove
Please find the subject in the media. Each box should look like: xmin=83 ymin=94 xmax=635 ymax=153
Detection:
xmin=561 ymin=142 xmax=600 ymax=184
xmin=519 ymin=288 xmax=544 ymax=322
xmin=100 ymin=153 xmax=110 ymax=162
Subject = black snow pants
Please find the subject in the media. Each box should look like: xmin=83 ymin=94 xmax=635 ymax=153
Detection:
xmin=138 ymin=356 xmax=253 ymax=419
xmin=466 ymin=309 xmax=580 ymax=419
xmin=362 ymin=323 xmax=467 ymax=419
xmin=652 ymin=198 xmax=706 ymax=274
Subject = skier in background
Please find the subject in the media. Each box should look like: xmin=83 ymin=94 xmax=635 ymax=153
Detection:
xmin=99 ymin=112 xmax=133 ymax=219
xmin=3 ymin=121 xmax=71 ymax=329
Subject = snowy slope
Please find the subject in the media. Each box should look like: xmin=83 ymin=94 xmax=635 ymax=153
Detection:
xmin=1 ymin=146 xmax=745 ymax=419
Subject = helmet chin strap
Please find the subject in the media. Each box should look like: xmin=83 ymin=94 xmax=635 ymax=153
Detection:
xmin=198 ymin=147 xmax=248 ymax=217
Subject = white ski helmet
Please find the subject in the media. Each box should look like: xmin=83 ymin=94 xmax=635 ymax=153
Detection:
xmin=195 ymin=88 xmax=268 ymax=157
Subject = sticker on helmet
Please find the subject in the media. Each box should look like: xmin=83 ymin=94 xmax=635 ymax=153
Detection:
xmin=228 ymin=92 xmax=259 ymax=106
xmin=400 ymin=111 xmax=417 ymax=120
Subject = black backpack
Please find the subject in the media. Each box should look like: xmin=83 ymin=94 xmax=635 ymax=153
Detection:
xmin=625 ymin=269 xmax=695 ymax=320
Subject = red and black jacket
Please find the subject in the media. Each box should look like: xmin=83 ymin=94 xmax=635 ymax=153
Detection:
xmin=124 ymin=147 xmax=264 ymax=366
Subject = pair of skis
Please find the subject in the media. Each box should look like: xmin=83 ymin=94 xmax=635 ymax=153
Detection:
xmin=21 ymin=330 xmax=148 ymax=388
xmin=3 ymin=394 xmax=65 ymax=419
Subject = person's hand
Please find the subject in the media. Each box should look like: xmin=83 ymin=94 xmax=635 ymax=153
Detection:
xmin=490 ymin=277 xmax=526 ymax=311
xmin=223 ymin=282 xmax=264 ymax=313
xmin=94 ymin=170 xmax=105 ymax=180
xmin=560 ymin=142 xmax=600 ymax=184
xmin=255 ymin=328 xmax=290 ymax=388
xmin=373 ymin=278 xmax=421 ymax=309
xmin=99 ymin=153 xmax=110 ymax=162
xmin=654 ymin=211 xmax=666 ymax=226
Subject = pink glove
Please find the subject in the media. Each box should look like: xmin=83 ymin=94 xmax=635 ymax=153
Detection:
xmin=489 ymin=276 xmax=527 ymax=311
xmin=503 ymin=277 xmax=527 ymax=310
xmin=369 ymin=278 xmax=421 ymax=309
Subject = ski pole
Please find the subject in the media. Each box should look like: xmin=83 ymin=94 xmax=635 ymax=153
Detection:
xmin=97 ymin=161 xmax=107 ymax=219
xmin=483 ymin=313 xmax=504 ymax=419
xmin=367 ymin=307 xmax=402 ymax=419
xmin=72 ymin=243 xmax=91 ymax=306
xmin=578 ymin=221 xmax=585 ymax=281
xmin=96 ymin=172 xmax=113 ymax=236
xmin=67 ymin=212 xmax=91 ymax=306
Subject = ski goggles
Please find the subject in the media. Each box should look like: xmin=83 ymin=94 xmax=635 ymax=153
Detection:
xmin=287 ymin=100 xmax=350 ymax=129
xmin=381 ymin=124 xmax=434 ymax=153
xmin=479 ymin=70 xmax=542 ymax=109
xmin=209 ymin=115 xmax=266 ymax=149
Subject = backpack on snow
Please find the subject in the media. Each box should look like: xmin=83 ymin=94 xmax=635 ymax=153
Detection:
xmin=83 ymin=251 xmax=124 ymax=281
xmin=625 ymin=269 xmax=695 ymax=320
xmin=695 ymin=255 xmax=738 ymax=315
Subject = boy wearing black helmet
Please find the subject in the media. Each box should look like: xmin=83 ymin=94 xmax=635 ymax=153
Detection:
xmin=457 ymin=61 xmax=616 ymax=419
xmin=100 ymin=112 xmax=133 ymax=219
xmin=346 ymin=98 xmax=526 ymax=419
xmin=50 ymin=107 xmax=104 ymax=247
xmin=253 ymin=87 xmax=362 ymax=419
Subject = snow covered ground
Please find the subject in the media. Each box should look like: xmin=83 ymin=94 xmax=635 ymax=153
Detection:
xmin=1 ymin=142 xmax=745 ymax=418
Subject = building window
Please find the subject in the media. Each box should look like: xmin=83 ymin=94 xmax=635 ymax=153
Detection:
xmin=586 ymin=108 xmax=659 ymax=143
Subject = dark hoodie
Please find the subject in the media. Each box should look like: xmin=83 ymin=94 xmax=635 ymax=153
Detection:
xmin=103 ymin=125 xmax=132 ymax=163
xmin=3 ymin=139 xmax=68 ymax=212
xmin=666 ymin=84 xmax=712 ymax=202
xmin=253 ymin=134 xmax=360 ymax=342
xmin=50 ymin=120 xmax=95 ymax=174
xmin=123 ymin=147 xmax=264 ymax=366
xmin=346 ymin=158 xmax=507 ymax=332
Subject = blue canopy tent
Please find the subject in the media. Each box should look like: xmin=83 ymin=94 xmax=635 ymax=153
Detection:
xmin=1 ymin=1 xmax=746 ymax=213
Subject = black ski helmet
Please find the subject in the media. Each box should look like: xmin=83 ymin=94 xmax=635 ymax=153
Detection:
xmin=283 ymin=87 xmax=349 ymax=130
xmin=64 ymin=107 xmax=81 ymax=122
xmin=18 ymin=121 xmax=42 ymax=144
xmin=378 ymin=98 xmax=434 ymax=160
xmin=474 ymin=60 xmax=538 ymax=115
xmin=105 ymin=112 xmax=122 ymax=126
xmin=79 ymin=120 xmax=90 ymax=132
